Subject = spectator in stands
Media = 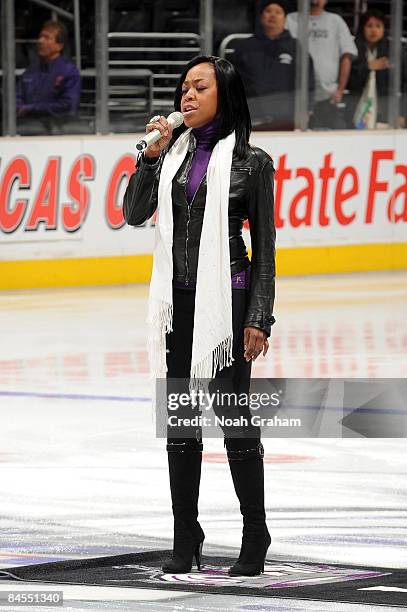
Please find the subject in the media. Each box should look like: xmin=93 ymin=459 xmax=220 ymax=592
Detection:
xmin=16 ymin=20 xmax=80 ymax=135
xmin=233 ymin=0 xmax=315 ymax=130
xmin=286 ymin=0 xmax=357 ymax=129
xmin=347 ymin=10 xmax=407 ymax=129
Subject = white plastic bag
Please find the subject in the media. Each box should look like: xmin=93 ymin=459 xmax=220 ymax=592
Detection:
xmin=353 ymin=48 xmax=378 ymax=129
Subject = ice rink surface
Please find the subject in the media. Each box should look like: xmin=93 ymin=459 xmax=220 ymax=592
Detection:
xmin=0 ymin=270 xmax=406 ymax=611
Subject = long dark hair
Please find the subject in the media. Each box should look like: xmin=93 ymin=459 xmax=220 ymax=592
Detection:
xmin=357 ymin=9 xmax=386 ymax=41
xmin=172 ymin=55 xmax=251 ymax=160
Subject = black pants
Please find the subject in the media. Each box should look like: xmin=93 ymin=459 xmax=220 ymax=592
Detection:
xmin=166 ymin=286 xmax=261 ymax=451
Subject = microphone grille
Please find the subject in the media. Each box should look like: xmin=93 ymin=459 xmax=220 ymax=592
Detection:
xmin=168 ymin=111 xmax=184 ymax=128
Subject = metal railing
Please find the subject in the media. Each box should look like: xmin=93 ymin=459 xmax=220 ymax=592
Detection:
xmin=108 ymin=32 xmax=201 ymax=111
xmin=219 ymin=34 xmax=251 ymax=59
xmin=1 ymin=0 xmax=405 ymax=136
xmin=1 ymin=0 xmax=212 ymax=136
xmin=81 ymin=67 xmax=154 ymax=116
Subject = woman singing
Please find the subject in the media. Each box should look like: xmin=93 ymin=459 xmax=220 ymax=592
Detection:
xmin=123 ymin=56 xmax=276 ymax=577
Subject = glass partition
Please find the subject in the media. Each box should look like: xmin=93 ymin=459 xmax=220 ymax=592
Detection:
xmin=1 ymin=0 xmax=93 ymax=136
xmin=1 ymin=0 xmax=406 ymax=136
xmin=215 ymin=0 xmax=406 ymax=132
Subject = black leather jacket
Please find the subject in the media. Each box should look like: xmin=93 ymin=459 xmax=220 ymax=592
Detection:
xmin=123 ymin=133 xmax=276 ymax=337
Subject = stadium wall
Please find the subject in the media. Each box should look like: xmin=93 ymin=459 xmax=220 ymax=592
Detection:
xmin=0 ymin=130 xmax=406 ymax=289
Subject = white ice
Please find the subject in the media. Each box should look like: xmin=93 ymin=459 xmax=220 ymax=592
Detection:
xmin=0 ymin=271 xmax=406 ymax=611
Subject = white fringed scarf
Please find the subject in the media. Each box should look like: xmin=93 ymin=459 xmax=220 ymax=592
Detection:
xmin=147 ymin=128 xmax=236 ymax=387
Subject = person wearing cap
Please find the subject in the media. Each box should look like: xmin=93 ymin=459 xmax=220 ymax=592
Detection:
xmin=233 ymin=0 xmax=315 ymax=130
xmin=286 ymin=0 xmax=357 ymax=129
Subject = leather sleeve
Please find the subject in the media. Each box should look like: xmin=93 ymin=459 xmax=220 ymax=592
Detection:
xmin=122 ymin=153 xmax=163 ymax=226
xmin=244 ymin=157 xmax=276 ymax=337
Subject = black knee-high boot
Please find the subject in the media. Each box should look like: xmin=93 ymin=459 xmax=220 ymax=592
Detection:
xmin=162 ymin=440 xmax=205 ymax=573
xmin=226 ymin=440 xmax=271 ymax=576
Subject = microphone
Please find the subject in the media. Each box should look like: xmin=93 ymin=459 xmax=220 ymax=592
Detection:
xmin=135 ymin=111 xmax=184 ymax=152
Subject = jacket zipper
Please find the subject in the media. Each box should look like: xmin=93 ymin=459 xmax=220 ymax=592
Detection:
xmin=185 ymin=203 xmax=190 ymax=285
xmin=183 ymin=155 xmax=253 ymax=284
xmin=185 ymin=173 xmax=206 ymax=285
xmin=182 ymin=135 xmax=200 ymax=287
xmin=231 ymin=166 xmax=253 ymax=175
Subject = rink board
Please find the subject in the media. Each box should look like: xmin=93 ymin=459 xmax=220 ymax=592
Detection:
xmin=0 ymin=130 xmax=406 ymax=288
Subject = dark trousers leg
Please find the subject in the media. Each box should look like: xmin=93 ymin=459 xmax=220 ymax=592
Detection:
xmin=164 ymin=288 xmax=204 ymax=571
xmin=165 ymin=286 xmax=269 ymax=575
xmin=166 ymin=288 xmax=202 ymax=445
xmin=166 ymin=287 xmax=258 ymax=448
xmin=210 ymin=289 xmax=259 ymax=445
xmin=218 ymin=299 xmax=270 ymax=575
xmin=166 ymin=287 xmax=251 ymax=383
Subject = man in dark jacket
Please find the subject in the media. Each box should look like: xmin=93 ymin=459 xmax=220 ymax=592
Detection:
xmin=16 ymin=20 xmax=80 ymax=135
xmin=233 ymin=0 xmax=315 ymax=130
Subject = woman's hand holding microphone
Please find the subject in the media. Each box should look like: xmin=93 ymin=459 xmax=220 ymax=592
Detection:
xmin=144 ymin=115 xmax=174 ymax=159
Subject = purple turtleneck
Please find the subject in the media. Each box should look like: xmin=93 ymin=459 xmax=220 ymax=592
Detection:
xmin=185 ymin=116 xmax=222 ymax=204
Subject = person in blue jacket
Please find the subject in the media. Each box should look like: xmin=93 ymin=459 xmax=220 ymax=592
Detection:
xmin=16 ymin=20 xmax=80 ymax=135
xmin=233 ymin=0 xmax=315 ymax=130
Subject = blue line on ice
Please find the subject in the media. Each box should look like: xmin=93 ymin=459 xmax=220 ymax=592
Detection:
xmin=0 ymin=390 xmax=150 ymax=402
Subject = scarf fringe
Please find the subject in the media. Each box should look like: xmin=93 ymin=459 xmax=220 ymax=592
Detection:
xmin=189 ymin=333 xmax=234 ymax=394
xmin=147 ymin=300 xmax=173 ymax=377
